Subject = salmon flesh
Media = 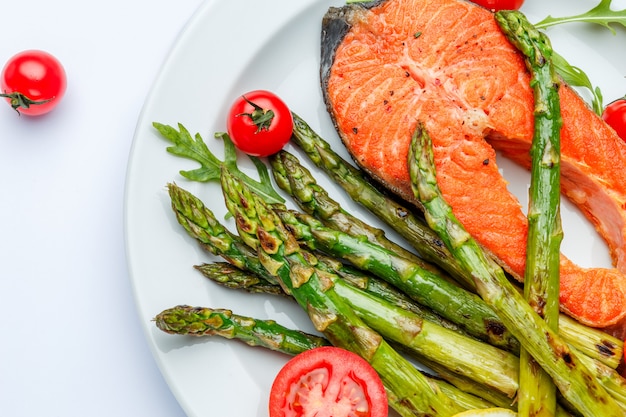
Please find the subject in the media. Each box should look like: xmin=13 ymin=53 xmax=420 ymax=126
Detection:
xmin=321 ymin=0 xmax=626 ymax=331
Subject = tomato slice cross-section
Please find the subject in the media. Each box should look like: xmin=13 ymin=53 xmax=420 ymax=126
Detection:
xmin=269 ymin=346 xmax=388 ymax=417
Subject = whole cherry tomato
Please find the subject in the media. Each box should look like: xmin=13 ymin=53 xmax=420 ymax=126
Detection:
xmin=470 ymin=0 xmax=525 ymax=10
xmin=269 ymin=346 xmax=388 ymax=417
xmin=226 ymin=90 xmax=293 ymax=157
xmin=602 ymin=97 xmax=626 ymax=142
xmin=0 ymin=50 xmax=67 ymax=116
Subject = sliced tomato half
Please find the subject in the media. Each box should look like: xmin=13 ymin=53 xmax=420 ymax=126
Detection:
xmin=268 ymin=346 xmax=388 ymax=417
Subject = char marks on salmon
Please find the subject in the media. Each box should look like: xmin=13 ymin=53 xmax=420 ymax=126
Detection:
xmin=320 ymin=0 xmax=626 ymax=331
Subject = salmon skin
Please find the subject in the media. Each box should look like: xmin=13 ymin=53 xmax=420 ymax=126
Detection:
xmin=321 ymin=0 xmax=626 ymax=332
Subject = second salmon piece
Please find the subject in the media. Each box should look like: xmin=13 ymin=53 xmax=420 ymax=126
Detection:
xmin=321 ymin=0 xmax=626 ymax=332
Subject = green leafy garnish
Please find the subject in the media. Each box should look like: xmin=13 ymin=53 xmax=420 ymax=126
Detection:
xmin=153 ymin=122 xmax=285 ymax=205
xmin=529 ymin=0 xmax=626 ymax=115
xmin=534 ymin=0 xmax=626 ymax=34
xmin=551 ymin=51 xmax=604 ymax=114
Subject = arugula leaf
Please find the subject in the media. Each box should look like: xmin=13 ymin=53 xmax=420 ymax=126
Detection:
xmin=529 ymin=0 xmax=623 ymax=114
xmin=551 ymin=51 xmax=604 ymax=114
xmin=534 ymin=0 xmax=626 ymax=34
xmin=153 ymin=122 xmax=285 ymax=205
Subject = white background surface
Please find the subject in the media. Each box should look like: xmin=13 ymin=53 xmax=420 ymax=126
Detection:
xmin=0 ymin=1 xmax=201 ymax=416
xmin=1 ymin=1 xmax=625 ymax=417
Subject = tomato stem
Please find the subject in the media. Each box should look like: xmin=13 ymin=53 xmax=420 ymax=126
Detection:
xmin=238 ymin=96 xmax=275 ymax=133
xmin=0 ymin=91 xmax=52 ymax=115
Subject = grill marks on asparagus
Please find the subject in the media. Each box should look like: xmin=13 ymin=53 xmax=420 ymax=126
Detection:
xmin=194 ymin=262 xmax=286 ymax=296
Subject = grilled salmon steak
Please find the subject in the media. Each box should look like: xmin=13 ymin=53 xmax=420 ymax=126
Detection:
xmin=321 ymin=0 xmax=626 ymax=331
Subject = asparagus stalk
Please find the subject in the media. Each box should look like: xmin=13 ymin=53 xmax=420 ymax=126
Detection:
xmin=414 ymin=356 xmax=518 ymax=411
xmin=219 ymin=166 xmax=467 ymax=416
xmin=495 ymin=10 xmax=563 ymax=417
xmin=317 ymin=254 xmax=458 ymax=326
xmin=155 ymin=305 xmax=329 ymax=354
xmin=408 ymin=122 xmax=625 ymax=416
xmin=422 ymin=359 xmax=581 ymax=417
xmin=290 ymin=112 xmax=472 ymax=287
xmin=194 ymin=262 xmax=286 ymax=297
xmin=576 ymin=352 xmax=626 ymax=410
xmin=335 ymin=277 xmax=520 ymax=398
xmin=269 ymin=150 xmax=447 ymax=277
xmin=415 ymin=355 xmax=569 ymax=416
xmin=275 ymin=206 xmax=520 ymax=352
xmin=271 ymin=149 xmax=474 ymax=293
xmin=559 ymin=314 xmax=623 ymax=370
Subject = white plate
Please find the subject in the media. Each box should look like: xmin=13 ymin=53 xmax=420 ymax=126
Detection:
xmin=124 ymin=1 xmax=626 ymax=416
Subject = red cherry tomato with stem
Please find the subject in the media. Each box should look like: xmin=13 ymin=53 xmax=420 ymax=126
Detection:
xmin=602 ymin=97 xmax=626 ymax=142
xmin=269 ymin=346 xmax=388 ymax=417
xmin=1 ymin=50 xmax=67 ymax=116
xmin=470 ymin=0 xmax=524 ymax=11
xmin=226 ymin=90 xmax=293 ymax=157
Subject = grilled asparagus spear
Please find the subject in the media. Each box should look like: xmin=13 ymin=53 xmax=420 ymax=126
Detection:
xmin=155 ymin=305 xmax=329 ymax=354
xmin=168 ymin=182 xmax=279 ymax=286
xmin=194 ymin=262 xmax=286 ymax=296
xmin=408 ymin=122 xmax=625 ymax=416
xmin=496 ymin=10 xmax=563 ymax=417
xmin=558 ymin=314 xmax=622 ymax=370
